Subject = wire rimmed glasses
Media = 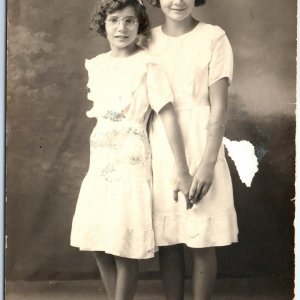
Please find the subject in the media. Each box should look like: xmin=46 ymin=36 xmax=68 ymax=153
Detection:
xmin=105 ymin=16 xmax=139 ymax=30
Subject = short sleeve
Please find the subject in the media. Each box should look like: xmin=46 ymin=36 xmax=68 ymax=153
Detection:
xmin=208 ymin=26 xmax=234 ymax=86
xmin=146 ymin=64 xmax=174 ymax=113
xmin=85 ymin=58 xmax=96 ymax=102
xmin=84 ymin=57 xmax=100 ymax=118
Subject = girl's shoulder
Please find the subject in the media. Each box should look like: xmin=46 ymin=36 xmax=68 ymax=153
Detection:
xmin=149 ymin=23 xmax=227 ymax=43
xmin=149 ymin=26 xmax=165 ymax=45
xmin=124 ymin=49 xmax=160 ymax=67
xmin=139 ymin=49 xmax=161 ymax=68
xmin=194 ymin=23 xmax=227 ymax=41
xmin=150 ymin=25 xmax=162 ymax=36
xmin=85 ymin=52 xmax=109 ymax=69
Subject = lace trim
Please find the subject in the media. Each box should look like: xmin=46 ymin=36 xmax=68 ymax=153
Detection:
xmin=89 ymin=115 xmax=151 ymax=182
xmin=102 ymin=110 xmax=125 ymax=122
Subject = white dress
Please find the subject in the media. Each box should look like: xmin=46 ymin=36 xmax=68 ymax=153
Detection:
xmin=149 ymin=23 xmax=239 ymax=248
xmin=70 ymin=51 xmax=173 ymax=259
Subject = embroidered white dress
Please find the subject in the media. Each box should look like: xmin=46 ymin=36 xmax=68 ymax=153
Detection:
xmin=149 ymin=23 xmax=239 ymax=248
xmin=70 ymin=51 xmax=173 ymax=259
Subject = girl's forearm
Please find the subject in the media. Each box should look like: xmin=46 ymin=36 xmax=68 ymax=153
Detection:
xmin=200 ymin=78 xmax=229 ymax=168
xmin=201 ymin=111 xmax=227 ymax=167
xmin=158 ymin=103 xmax=189 ymax=176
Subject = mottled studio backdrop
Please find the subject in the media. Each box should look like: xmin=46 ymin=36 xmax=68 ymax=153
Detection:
xmin=7 ymin=0 xmax=295 ymax=280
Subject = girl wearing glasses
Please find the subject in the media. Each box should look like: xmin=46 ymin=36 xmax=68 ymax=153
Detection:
xmin=70 ymin=0 xmax=192 ymax=299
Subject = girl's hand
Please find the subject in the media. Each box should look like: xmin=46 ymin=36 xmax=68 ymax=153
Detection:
xmin=173 ymin=173 xmax=194 ymax=210
xmin=189 ymin=162 xmax=215 ymax=204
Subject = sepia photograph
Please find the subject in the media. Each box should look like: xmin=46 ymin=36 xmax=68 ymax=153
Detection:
xmin=6 ymin=0 xmax=295 ymax=299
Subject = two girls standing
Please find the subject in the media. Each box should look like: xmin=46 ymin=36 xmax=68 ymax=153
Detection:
xmin=70 ymin=0 xmax=238 ymax=299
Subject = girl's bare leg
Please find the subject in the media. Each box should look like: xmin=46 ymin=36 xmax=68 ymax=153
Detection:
xmin=159 ymin=244 xmax=185 ymax=300
xmin=190 ymin=247 xmax=217 ymax=300
xmin=93 ymin=251 xmax=116 ymax=300
xmin=115 ymin=256 xmax=139 ymax=300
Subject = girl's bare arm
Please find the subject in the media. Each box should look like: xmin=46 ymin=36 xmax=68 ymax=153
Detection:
xmin=189 ymin=78 xmax=229 ymax=203
xmin=158 ymin=102 xmax=193 ymax=209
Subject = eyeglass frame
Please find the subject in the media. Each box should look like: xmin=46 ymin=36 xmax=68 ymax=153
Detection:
xmin=104 ymin=16 xmax=139 ymax=29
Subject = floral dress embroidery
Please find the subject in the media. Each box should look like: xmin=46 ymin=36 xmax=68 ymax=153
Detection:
xmin=70 ymin=51 xmax=173 ymax=259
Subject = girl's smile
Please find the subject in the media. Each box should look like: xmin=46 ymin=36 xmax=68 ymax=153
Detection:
xmin=170 ymin=5 xmax=187 ymax=11
xmin=114 ymin=34 xmax=129 ymax=40
xmin=160 ymin=0 xmax=195 ymax=22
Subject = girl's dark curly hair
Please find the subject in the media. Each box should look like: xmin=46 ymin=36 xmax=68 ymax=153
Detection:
xmin=147 ymin=0 xmax=205 ymax=8
xmin=90 ymin=0 xmax=150 ymax=38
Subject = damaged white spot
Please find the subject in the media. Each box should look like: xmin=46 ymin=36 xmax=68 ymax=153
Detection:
xmin=223 ymin=138 xmax=258 ymax=187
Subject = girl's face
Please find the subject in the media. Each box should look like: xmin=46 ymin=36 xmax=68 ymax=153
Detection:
xmin=105 ymin=6 xmax=139 ymax=56
xmin=159 ymin=0 xmax=195 ymax=22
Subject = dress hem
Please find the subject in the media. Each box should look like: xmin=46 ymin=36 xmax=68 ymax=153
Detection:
xmin=70 ymin=242 xmax=158 ymax=260
xmin=153 ymin=209 xmax=239 ymax=248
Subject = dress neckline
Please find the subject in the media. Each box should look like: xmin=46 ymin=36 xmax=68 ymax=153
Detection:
xmin=107 ymin=49 xmax=145 ymax=61
xmin=159 ymin=22 xmax=203 ymax=39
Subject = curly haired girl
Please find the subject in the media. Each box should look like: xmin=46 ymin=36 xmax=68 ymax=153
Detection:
xmin=70 ymin=0 xmax=193 ymax=299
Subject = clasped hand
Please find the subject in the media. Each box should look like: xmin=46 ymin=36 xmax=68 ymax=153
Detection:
xmin=173 ymin=163 xmax=214 ymax=209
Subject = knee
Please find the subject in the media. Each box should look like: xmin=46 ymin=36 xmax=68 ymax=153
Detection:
xmin=115 ymin=256 xmax=139 ymax=271
xmin=190 ymin=247 xmax=215 ymax=259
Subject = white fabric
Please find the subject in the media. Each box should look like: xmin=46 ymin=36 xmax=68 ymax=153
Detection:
xmin=148 ymin=23 xmax=239 ymax=247
xmin=70 ymin=50 xmax=172 ymax=259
